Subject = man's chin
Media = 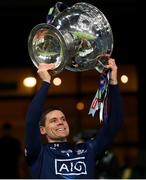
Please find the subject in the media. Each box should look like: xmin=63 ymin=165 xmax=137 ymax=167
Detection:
xmin=54 ymin=137 xmax=67 ymax=142
xmin=56 ymin=134 xmax=68 ymax=141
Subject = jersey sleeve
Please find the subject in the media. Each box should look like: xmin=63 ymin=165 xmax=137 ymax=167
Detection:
xmin=88 ymin=84 xmax=123 ymax=158
xmin=25 ymin=81 xmax=50 ymax=164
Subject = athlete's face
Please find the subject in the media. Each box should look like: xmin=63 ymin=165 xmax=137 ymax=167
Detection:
xmin=40 ymin=110 xmax=70 ymax=142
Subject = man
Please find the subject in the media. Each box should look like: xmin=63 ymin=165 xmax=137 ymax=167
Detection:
xmin=25 ymin=58 xmax=123 ymax=178
xmin=0 ymin=123 xmax=21 ymax=178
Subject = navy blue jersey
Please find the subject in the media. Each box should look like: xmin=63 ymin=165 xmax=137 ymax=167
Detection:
xmin=25 ymin=81 xmax=123 ymax=179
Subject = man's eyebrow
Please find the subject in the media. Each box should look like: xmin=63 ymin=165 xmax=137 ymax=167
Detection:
xmin=48 ymin=116 xmax=65 ymax=120
xmin=61 ymin=115 xmax=66 ymax=118
xmin=48 ymin=117 xmax=57 ymax=120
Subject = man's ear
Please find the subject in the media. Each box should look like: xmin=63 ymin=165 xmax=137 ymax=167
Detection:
xmin=40 ymin=126 xmax=46 ymax=135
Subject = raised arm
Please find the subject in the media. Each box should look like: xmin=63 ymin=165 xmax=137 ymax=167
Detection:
xmin=25 ymin=63 xmax=55 ymax=163
xmin=89 ymin=58 xmax=123 ymax=157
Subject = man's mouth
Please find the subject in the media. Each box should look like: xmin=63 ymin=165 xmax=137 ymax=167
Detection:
xmin=56 ymin=128 xmax=65 ymax=132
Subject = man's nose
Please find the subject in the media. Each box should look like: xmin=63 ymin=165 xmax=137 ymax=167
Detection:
xmin=57 ymin=118 xmax=64 ymax=125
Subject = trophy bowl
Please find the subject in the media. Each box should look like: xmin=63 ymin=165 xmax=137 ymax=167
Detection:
xmin=28 ymin=2 xmax=113 ymax=75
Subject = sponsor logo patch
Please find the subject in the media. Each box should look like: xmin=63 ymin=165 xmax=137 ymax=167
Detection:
xmin=55 ymin=157 xmax=87 ymax=175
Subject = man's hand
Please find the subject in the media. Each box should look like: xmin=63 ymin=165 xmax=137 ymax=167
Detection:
xmin=37 ymin=63 xmax=55 ymax=83
xmin=106 ymin=58 xmax=118 ymax=85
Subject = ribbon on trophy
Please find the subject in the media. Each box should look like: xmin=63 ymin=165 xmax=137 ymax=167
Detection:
xmin=88 ymin=70 xmax=110 ymax=122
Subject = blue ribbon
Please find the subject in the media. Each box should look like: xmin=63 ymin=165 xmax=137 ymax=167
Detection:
xmin=88 ymin=70 xmax=110 ymax=122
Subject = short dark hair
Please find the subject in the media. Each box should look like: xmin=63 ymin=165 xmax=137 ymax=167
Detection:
xmin=39 ymin=106 xmax=64 ymax=127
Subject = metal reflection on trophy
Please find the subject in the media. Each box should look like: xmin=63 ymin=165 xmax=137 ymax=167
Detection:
xmin=28 ymin=2 xmax=114 ymax=75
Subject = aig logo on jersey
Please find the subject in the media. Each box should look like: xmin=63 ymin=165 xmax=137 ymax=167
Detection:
xmin=55 ymin=157 xmax=87 ymax=175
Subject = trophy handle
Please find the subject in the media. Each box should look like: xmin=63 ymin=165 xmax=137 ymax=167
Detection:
xmin=47 ymin=2 xmax=68 ymax=24
xmin=95 ymin=54 xmax=110 ymax=73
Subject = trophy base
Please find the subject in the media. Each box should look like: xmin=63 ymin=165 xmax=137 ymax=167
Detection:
xmin=28 ymin=23 xmax=69 ymax=75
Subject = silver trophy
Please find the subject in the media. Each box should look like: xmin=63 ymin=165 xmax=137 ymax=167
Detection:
xmin=28 ymin=2 xmax=113 ymax=75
